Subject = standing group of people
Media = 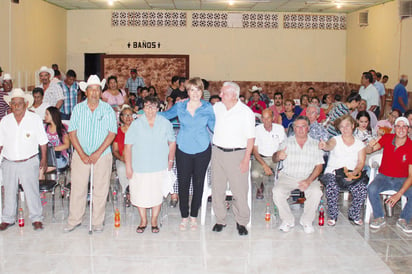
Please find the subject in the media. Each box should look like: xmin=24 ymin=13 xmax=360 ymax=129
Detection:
xmin=0 ymin=67 xmax=411 ymax=236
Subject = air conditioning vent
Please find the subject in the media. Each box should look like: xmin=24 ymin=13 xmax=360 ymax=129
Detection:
xmin=359 ymin=11 xmax=368 ymax=27
xmin=227 ymin=13 xmax=243 ymax=28
xmin=399 ymin=0 xmax=412 ymax=19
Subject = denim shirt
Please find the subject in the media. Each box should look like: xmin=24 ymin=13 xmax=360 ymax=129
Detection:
xmin=160 ymin=99 xmax=215 ymax=154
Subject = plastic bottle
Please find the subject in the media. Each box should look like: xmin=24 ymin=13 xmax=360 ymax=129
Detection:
xmin=18 ymin=208 xmax=24 ymax=227
xmin=318 ymin=205 xmax=325 ymax=226
xmin=114 ymin=208 xmax=120 ymax=228
xmin=265 ymin=203 xmax=271 ymax=222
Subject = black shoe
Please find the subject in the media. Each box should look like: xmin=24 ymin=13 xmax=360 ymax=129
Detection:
xmin=212 ymin=223 xmax=226 ymax=232
xmin=236 ymin=223 xmax=248 ymax=236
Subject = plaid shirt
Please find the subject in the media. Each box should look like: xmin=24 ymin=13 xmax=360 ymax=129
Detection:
xmin=59 ymin=81 xmax=79 ymax=115
xmin=125 ymin=77 xmax=145 ymax=94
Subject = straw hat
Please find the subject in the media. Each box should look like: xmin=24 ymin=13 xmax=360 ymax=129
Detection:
xmin=4 ymin=88 xmax=34 ymax=107
xmin=79 ymin=75 xmax=106 ymax=92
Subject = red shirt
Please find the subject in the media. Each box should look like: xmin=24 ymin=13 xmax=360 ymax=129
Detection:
xmin=378 ymin=134 xmax=412 ymax=178
xmin=247 ymin=100 xmax=266 ymax=114
xmin=114 ymin=127 xmax=126 ymax=156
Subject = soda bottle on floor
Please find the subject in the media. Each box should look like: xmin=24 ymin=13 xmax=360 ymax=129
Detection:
xmin=265 ymin=203 xmax=271 ymax=222
xmin=18 ymin=208 xmax=24 ymax=227
xmin=114 ymin=208 xmax=120 ymax=228
xmin=318 ymin=204 xmax=325 ymax=226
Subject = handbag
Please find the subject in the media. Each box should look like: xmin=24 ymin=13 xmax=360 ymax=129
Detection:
xmin=162 ymin=169 xmax=177 ymax=198
xmin=334 ymin=167 xmax=368 ymax=189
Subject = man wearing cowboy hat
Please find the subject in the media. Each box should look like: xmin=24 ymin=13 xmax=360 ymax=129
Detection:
xmin=248 ymin=86 xmax=270 ymax=107
xmin=0 ymin=73 xmax=13 ymax=120
xmin=0 ymin=88 xmax=48 ymax=231
xmin=37 ymin=66 xmax=65 ymax=109
xmin=247 ymin=89 xmax=267 ymax=115
xmin=64 ymin=75 xmax=117 ymax=233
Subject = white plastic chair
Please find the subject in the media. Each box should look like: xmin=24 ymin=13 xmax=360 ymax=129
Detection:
xmin=364 ymin=153 xmax=407 ymax=223
xmin=200 ymin=162 xmax=252 ymax=227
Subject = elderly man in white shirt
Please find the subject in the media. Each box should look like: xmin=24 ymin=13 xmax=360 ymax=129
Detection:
xmin=0 ymin=88 xmax=48 ymax=231
xmin=272 ymin=116 xmax=324 ymax=234
xmin=211 ymin=82 xmax=255 ymax=236
xmin=252 ymin=108 xmax=286 ymax=199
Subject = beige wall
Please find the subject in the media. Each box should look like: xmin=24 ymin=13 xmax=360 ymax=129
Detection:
xmin=346 ymin=0 xmax=412 ymax=90
xmin=0 ymin=0 xmax=66 ymax=89
xmin=67 ymin=10 xmax=346 ymax=83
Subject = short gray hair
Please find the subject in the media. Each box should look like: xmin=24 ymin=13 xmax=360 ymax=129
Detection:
xmin=293 ymin=115 xmax=310 ymax=127
xmin=222 ymin=82 xmax=240 ymax=98
xmin=307 ymin=104 xmax=320 ymax=115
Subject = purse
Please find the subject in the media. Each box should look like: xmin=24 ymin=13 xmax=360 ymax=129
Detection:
xmin=334 ymin=167 xmax=368 ymax=189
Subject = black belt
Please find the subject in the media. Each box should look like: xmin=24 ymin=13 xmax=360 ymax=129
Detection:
xmin=215 ymin=145 xmax=245 ymax=152
xmin=259 ymin=154 xmax=272 ymax=158
xmin=4 ymin=154 xmax=38 ymax=163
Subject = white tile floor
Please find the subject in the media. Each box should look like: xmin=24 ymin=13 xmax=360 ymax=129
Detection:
xmin=0 ymin=179 xmax=410 ymax=273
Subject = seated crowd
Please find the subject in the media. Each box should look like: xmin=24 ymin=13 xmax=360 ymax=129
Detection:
xmin=0 ymin=66 xmax=411 ymax=237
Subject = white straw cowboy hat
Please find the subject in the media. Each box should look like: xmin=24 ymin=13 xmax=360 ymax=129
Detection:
xmin=3 ymin=73 xmax=12 ymax=81
xmin=4 ymin=88 xmax=34 ymax=107
xmin=249 ymin=85 xmax=262 ymax=92
xmin=38 ymin=66 xmax=54 ymax=80
xmin=79 ymin=75 xmax=106 ymax=92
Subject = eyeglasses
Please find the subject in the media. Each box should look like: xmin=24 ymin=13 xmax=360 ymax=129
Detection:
xmin=394 ymin=125 xmax=409 ymax=130
xmin=144 ymin=104 xmax=158 ymax=110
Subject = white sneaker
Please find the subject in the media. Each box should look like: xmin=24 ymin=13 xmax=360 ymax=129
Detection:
xmin=279 ymin=222 xmax=294 ymax=232
xmin=396 ymin=219 xmax=412 ymax=233
xmin=300 ymin=221 xmax=315 ymax=234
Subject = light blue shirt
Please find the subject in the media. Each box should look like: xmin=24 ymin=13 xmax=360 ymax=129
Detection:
xmin=68 ymin=99 xmax=117 ymax=156
xmin=125 ymin=114 xmax=175 ymax=173
xmin=159 ymin=99 xmax=215 ymax=154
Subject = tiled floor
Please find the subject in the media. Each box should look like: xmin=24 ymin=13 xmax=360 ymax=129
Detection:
xmin=0 ymin=178 xmax=410 ymax=273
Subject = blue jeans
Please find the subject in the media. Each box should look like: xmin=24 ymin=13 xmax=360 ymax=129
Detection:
xmin=368 ymin=174 xmax=412 ymax=222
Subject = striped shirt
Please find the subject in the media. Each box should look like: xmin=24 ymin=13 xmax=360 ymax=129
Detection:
xmin=39 ymin=82 xmax=65 ymax=107
xmin=125 ymin=77 xmax=145 ymax=95
xmin=326 ymin=102 xmax=350 ymax=137
xmin=59 ymin=81 xmax=79 ymax=115
xmin=0 ymin=90 xmax=10 ymax=120
xmin=68 ymin=99 xmax=117 ymax=156
xmin=281 ymin=135 xmax=324 ymax=179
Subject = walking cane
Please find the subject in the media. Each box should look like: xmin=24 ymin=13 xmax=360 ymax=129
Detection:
xmin=89 ymin=164 xmax=94 ymax=235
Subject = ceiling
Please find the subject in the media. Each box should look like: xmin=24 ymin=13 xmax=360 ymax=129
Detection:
xmin=44 ymin=0 xmax=393 ymax=13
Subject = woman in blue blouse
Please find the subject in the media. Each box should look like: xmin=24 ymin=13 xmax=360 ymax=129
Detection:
xmin=160 ymin=77 xmax=215 ymax=231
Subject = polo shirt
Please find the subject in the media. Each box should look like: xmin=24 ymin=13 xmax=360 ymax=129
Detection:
xmin=378 ymin=134 xmax=412 ymax=178
xmin=213 ymin=100 xmax=255 ymax=149
xmin=68 ymin=99 xmax=117 ymax=156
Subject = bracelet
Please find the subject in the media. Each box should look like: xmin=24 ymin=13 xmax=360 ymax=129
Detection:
xmin=169 ymin=160 xmax=174 ymax=163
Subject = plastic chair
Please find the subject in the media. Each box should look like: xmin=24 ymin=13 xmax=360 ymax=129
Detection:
xmin=39 ymin=145 xmax=61 ymax=219
xmin=364 ymin=153 xmax=407 ymax=223
xmin=200 ymin=162 xmax=252 ymax=227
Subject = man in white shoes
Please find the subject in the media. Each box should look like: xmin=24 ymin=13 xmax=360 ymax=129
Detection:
xmin=367 ymin=117 xmax=412 ymax=233
xmin=272 ymin=116 xmax=324 ymax=234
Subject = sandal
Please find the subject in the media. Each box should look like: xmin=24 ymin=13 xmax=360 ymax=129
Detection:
xmin=136 ymin=226 xmax=146 ymax=233
xmin=327 ymin=219 xmax=336 ymax=226
xmin=179 ymin=218 xmax=188 ymax=231
xmin=151 ymin=226 xmax=160 ymax=233
xmin=349 ymin=218 xmax=363 ymax=226
xmin=190 ymin=217 xmax=198 ymax=231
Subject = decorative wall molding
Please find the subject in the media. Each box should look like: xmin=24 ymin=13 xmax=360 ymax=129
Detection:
xmin=191 ymin=12 xmax=279 ymax=28
xmin=111 ymin=11 xmax=345 ymax=30
xmin=283 ymin=14 xmax=346 ymax=30
xmin=111 ymin=11 xmax=187 ymax=27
